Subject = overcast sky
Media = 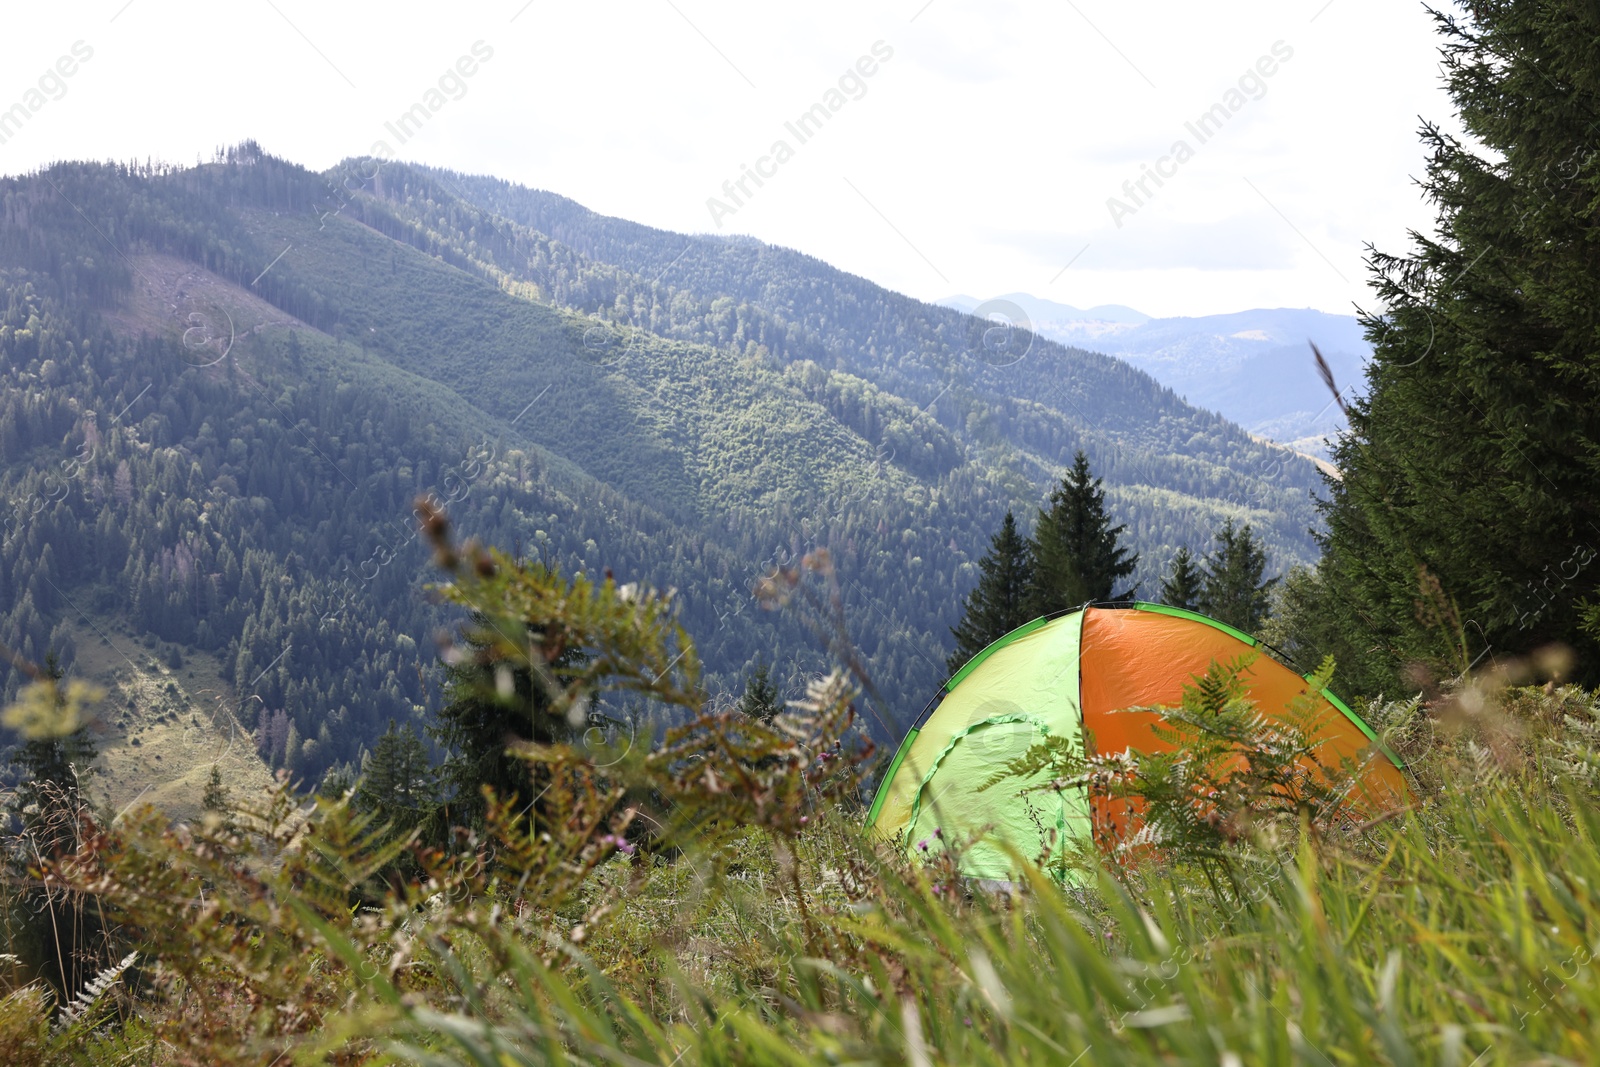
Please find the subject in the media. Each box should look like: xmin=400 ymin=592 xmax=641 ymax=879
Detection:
xmin=2 ymin=1 xmax=1459 ymax=319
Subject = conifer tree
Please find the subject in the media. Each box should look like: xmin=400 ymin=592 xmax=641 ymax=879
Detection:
xmin=200 ymin=762 xmax=240 ymax=837
xmin=736 ymin=662 xmax=783 ymax=725
xmin=201 ymin=764 xmax=229 ymax=814
xmin=318 ymin=763 xmax=356 ymax=799
xmin=1199 ymin=519 xmax=1275 ymax=633
xmin=948 ymin=512 xmax=1035 ymax=672
xmin=430 ymin=616 xmax=586 ymax=829
xmin=734 ymin=661 xmax=786 ymax=773
xmin=1028 ymin=452 xmax=1137 ymax=617
xmin=1160 ymin=546 xmax=1203 ymax=611
xmin=1314 ymin=3 xmax=1600 ymax=684
xmin=353 ymin=720 xmax=438 ymax=834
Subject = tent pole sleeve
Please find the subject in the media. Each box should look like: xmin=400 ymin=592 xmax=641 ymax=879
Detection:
xmin=945 ymin=615 xmax=1051 ymax=691
xmin=1317 ymin=684 xmax=1408 ymax=770
xmin=1131 ymin=601 xmax=1259 ymax=647
xmin=865 ymin=726 xmax=920 ymax=829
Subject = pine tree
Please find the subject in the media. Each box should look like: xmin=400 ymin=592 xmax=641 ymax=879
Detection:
xmin=353 ymin=720 xmax=438 ymax=834
xmin=736 ymin=661 xmax=783 ymax=725
xmin=1028 ymin=452 xmax=1138 ymax=617
xmin=1160 ymin=546 xmax=1203 ymax=611
xmin=1315 ymin=4 xmax=1600 ymax=685
xmin=430 ymin=615 xmax=586 ymax=829
xmin=948 ymin=512 xmax=1036 ymax=672
xmin=201 ymin=764 xmax=229 ymax=814
xmin=1199 ymin=519 xmax=1276 ymax=633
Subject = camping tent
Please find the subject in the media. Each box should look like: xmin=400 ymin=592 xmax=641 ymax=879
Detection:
xmin=866 ymin=603 xmax=1408 ymax=879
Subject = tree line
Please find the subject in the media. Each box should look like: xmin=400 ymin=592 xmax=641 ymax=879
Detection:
xmin=948 ymin=450 xmax=1275 ymax=672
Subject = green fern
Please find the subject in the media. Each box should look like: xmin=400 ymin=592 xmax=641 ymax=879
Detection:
xmin=53 ymin=951 xmax=136 ymax=1035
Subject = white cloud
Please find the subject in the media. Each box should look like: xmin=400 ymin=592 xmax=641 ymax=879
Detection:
xmin=999 ymin=211 xmax=1301 ymax=272
xmin=0 ymin=0 xmax=1460 ymax=318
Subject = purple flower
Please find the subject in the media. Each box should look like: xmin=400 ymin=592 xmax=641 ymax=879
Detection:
xmin=599 ymin=834 xmax=635 ymax=855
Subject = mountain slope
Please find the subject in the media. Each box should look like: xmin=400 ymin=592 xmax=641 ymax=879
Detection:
xmin=377 ymin=162 xmax=1327 ymax=559
xmin=0 ymin=145 xmax=1332 ymax=798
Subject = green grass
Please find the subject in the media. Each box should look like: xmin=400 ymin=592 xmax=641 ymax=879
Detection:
xmin=14 ymin=645 xmax=1599 ymax=1065
xmin=354 ymin=748 xmax=1600 ymax=1066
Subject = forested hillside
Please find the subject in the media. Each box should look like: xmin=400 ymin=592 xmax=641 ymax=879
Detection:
xmin=0 ymin=145 xmax=1326 ymax=793
xmin=389 ymin=163 xmax=1324 ymax=552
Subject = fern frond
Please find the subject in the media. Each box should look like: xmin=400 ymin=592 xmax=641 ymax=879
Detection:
xmin=54 ymin=951 xmax=136 ymax=1035
xmin=1544 ymin=713 xmax=1600 ymax=787
xmin=1464 ymin=740 xmax=1501 ymax=786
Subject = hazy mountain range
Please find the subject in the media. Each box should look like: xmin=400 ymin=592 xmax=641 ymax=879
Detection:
xmin=940 ymin=293 xmax=1370 ymax=459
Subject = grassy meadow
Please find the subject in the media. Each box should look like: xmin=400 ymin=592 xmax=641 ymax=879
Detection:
xmin=1 ymin=535 xmax=1596 ymax=1066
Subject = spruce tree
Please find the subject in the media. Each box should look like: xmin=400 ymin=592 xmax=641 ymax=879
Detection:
xmin=1028 ymin=452 xmax=1137 ymax=617
xmin=734 ymin=662 xmax=786 ymax=772
xmin=353 ymin=720 xmax=438 ymax=834
xmin=200 ymin=762 xmax=239 ymax=837
xmin=736 ymin=662 xmax=784 ymax=725
xmin=1199 ymin=519 xmax=1276 ymax=633
xmin=948 ymin=511 xmax=1035 ymax=672
xmin=1316 ymin=3 xmax=1600 ymax=684
xmin=1160 ymin=546 xmax=1203 ymax=611
xmin=430 ymin=616 xmax=586 ymax=829
xmin=201 ymin=764 xmax=229 ymax=814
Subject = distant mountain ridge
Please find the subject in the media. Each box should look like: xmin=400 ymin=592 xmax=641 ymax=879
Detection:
xmin=940 ymin=294 xmax=1370 ymax=458
xmin=941 ymin=293 xmax=1151 ymax=327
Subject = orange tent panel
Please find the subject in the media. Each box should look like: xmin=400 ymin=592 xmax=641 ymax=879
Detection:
xmin=1078 ymin=606 xmax=1408 ymax=841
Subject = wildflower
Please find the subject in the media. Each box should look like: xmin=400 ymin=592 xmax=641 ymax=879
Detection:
xmin=598 ymin=834 xmax=635 ymax=855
